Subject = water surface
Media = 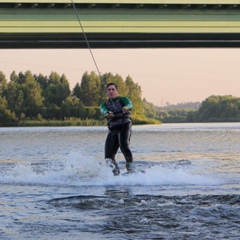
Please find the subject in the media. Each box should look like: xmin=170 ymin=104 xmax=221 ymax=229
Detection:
xmin=0 ymin=123 xmax=239 ymax=239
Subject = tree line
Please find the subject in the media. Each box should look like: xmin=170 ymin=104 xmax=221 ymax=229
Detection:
xmin=186 ymin=95 xmax=240 ymax=122
xmin=0 ymin=70 xmax=159 ymax=126
xmin=154 ymin=95 xmax=240 ymax=123
xmin=1 ymin=70 xmax=239 ymax=126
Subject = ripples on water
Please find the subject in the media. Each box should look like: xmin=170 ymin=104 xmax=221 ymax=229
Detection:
xmin=49 ymin=191 xmax=240 ymax=240
xmin=0 ymin=123 xmax=240 ymax=239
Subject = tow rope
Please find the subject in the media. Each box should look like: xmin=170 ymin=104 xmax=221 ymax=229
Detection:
xmin=71 ymin=0 xmax=117 ymax=108
xmin=71 ymin=0 xmax=102 ymax=78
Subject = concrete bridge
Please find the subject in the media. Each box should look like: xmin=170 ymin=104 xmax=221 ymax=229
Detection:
xmin=1 ymin=0 xmax=240 ymax=48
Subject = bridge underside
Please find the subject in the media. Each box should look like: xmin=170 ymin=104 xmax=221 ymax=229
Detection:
xmin=2 ymin=32 xmax=240 ymax=48
xmin=1 ymin=1 xmax=240 ymax=48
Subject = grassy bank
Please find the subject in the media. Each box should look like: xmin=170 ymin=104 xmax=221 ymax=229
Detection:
xmin=17 ymin=119 xmax=105 ymax=127
xmin=13 ymin=117 xmax=161 ymax=127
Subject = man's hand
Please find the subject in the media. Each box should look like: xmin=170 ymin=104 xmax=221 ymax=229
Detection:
xmin=122 ymin=107 xmax=129 ymax=114
xmin=106 ymin=111 xmax=114 ymax=119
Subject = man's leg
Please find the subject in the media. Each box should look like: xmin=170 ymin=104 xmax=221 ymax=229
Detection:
xmin=105 ymin=131 xmax=120 ymax=175
xmin=118 ymin=123 xmax=135 ymax=171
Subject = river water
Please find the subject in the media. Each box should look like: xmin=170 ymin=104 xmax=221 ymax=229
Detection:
xmin=0 ymin=123 xmax=239 ymax=240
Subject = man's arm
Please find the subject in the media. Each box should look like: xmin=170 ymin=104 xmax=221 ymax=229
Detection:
xmin=100 ymin=103 xmax=109 ymax=117
xmin=121 ymin=97 xmax=133 ymax=110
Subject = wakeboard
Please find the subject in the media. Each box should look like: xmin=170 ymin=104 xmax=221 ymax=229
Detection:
xmin=121 ymin=169 xmax=145 ymax=176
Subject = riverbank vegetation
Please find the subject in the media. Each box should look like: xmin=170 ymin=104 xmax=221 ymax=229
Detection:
xmin=149 ymin=95 xmax=240 ymax=123
xmin=0 ymin=70 xmax=160 ymax=127
xmin=0 ymin=70 xmax=239 ymax=127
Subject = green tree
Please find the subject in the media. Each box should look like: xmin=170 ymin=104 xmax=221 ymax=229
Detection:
xmin=18 ymin=71 xmax=27 ymax=84
xmin=3 ymin=71 xmax=44 ymax=118
xmin=0 ymin=96 xmax=18 ymax=126
xmin=80 ymin=71 xmax=101 ymax=106
xmin=48 ymin=71 xmax=61 ymax=85
xmin=61 ymin=96 xmax=86 ymax=119
xmin=219 ymin=97 xmax=240 ymax=119
xmin=35 ymin=73 xmax=48 ymax=91
xmin=125 ymin=75 xmax=144 ymax=117
xmin=60 ymin=74 xmax=71 ymax=99
xmin=45 ymin=84 xmax=58 ymax=105
xmin=0 ymin=71 xmax=7 ymax=95
xmin=72 ymin=82 xmax=82 ymax=99
xmin=21 ymin=71 xmax=44 ymax=117
xmin=3 ymin=81 xmax=24 ymax=117
xmin=143 ymin=98 xmax=157 ymax=119
xmin=186 ymin=111 xmax=197 ymax=122
xmin=197 ymin=95 xmax=220 ymax=121
xmin=197 ymin=95 xmax=240 ymax=122
xmin=44 ymin=72 xmax=70 ymax=107
xmin=10 ymin=71 xmax=18 ymax=83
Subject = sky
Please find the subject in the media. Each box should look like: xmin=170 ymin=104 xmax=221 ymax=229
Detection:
xmin=1 ymin=48 xmax=240 ymax=106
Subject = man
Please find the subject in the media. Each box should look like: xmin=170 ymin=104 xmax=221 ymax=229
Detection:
xmin=100 ymin=82 xmax=135 ymax=176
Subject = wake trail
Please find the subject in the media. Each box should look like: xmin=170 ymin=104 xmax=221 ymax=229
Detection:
xmin=0 ymin=150 xmax=222 ymax=187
